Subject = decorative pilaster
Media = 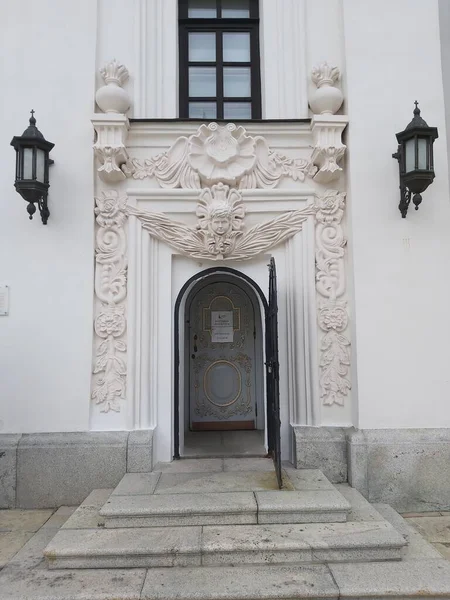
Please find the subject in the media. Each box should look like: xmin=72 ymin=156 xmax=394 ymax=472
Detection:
xmin=314 ymin=190 xmax=351 ymax=406
xmin=92 ymin=191 xmax=128 ymax=413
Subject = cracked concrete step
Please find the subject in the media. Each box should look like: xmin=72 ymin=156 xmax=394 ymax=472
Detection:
xmin=100 ymin=489 xmax=350 ymax=527
xmin=43 ymin=520 xmax=405 ymax=569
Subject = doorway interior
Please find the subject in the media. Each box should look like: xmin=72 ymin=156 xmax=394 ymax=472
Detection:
xmin=174 ymin=268 xmax=269 ymax=459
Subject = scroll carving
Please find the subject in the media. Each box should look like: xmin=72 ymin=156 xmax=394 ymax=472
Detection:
xmin=314 ymin=190 xmax=351 ymax=406
xmin=92 ymin=191 xmax=128 ymax=412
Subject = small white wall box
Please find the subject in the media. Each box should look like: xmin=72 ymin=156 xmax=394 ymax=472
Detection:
xmin=0 ymin=285 xmax=10 ymax=315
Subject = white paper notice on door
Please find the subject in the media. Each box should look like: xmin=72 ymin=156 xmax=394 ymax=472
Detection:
xmin=211 ymin=310 xmax=234 ymax=342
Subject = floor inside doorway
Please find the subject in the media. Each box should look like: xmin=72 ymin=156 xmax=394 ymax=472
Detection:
xmin=182 ymin=430 xmax=266 ymax=458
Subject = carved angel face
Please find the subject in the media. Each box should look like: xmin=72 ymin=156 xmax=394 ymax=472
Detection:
xmin=196 ymin=183 xmax=245 ymax=237
xmin=210 ymin=206 xmax=233 ymax=235
xmin=188 ymin=123 xmax=256 ymax=185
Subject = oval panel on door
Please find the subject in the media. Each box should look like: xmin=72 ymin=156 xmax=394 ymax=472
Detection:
xmin=204 ymin=360 xmax=241 ymax=407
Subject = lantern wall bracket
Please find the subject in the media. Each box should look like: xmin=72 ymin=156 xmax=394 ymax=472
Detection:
xmin=392 ymin=147 xmax=422 ymax=218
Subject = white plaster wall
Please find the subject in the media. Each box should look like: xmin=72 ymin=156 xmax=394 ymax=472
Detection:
xmin=0 ymin=1 xmax=97 ymax=433
xmin=343 ymin=0 xmax=450 ymax=428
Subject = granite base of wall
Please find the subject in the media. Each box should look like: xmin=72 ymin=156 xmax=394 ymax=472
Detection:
xmin=293 ymin=426 xmax=350 ymax=483
xmin=293 ymin=426 xmax=450 ymax=512
xmin=0 ymin=429 xmax=154 ymax=509
xmin=347 ymin=428 xmax=450 ymax=513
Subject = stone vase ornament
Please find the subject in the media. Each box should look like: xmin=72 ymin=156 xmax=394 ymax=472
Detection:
xmin=309 ymin=63 xmax=343 ymax=115
xmin=96 ymin=60 xmax=131 ymax=114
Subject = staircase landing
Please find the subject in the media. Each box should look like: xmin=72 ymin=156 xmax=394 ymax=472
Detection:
xmin=2 ymin=458 xmax=449 ymax=599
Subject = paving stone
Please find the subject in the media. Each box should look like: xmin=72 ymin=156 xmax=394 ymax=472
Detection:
xmin=283 ymin=468 xmax=335 ymax=491
xmin=0 ymin=563 xmax=146 ymax=600
xmin=255 ymin=490 xmax=350 ymax=524
xmin=201 ymin=521 xmax=405 ymax=566
xmin=154 ymin=471 xmax=280 ymax=494
xmin=140 ymin=564 xmax=339 ymax=600
xmin=334 ymin=484 xmax=385 ymax=522
xmin=5 ymin=528 xmax=57 ymax=570
xmin=154 ymin=458 xmax=224 ymax=473
xmin=102 ymin=492 xmax=257 ymax=527
xmin=41 ymin=506 xmax=78 ymax=529
xmin=406 ymin=515 xmax=450 ymax=543
xmin=62 ymin=489 xmax=112 ymax=530
xmin=0 ymin=531 xmax=34 ymax=568
xmin=434 ymin=543 xmax=450 ymax=560
xmin=223 ymin=458 xmax=274 ymax=472
xmin=329 ymin=559 xmax=450 ymax=598
xmin=373 ymin=503 xmax=411 ymax=540
xmin=111 ymin=473 xmax=161 ymax=496
xmin=368 ymin=503 xmax=443 ymax=560
xmin=44 ymin=526 xmax=202 ymax=569
xmin=402 ymin=511 xmax=443 ymax=517
xmin=0 ymin=508 xmax=53 ymax=532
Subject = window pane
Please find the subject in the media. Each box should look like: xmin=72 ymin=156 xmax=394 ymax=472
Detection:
xmin=405 ymin=138 xmax=415 ymax=173
xmin=224 ymin=67 xmax=251 ymax=97
xmin=222 ymin=0 xmax=250 ymax=18
xmin=189 ymin=33 xmax=216 ymax=61
xmin=23 ymin=147 xmax=33 ymax=179
xmin=418 ymin=137 xmax=428 ymax=169
xmin=36 ymin=149 xmax=46 ymax=183
xmin=224 ymin=102 xmax=252 ymax=119
xmin=189 ymin=102 xmax=217 ymax=118
xmin=189 ymin=67 xmax=216 ymax=96
xmin=188 ymin=0 xmax=217 ymax=18
xmin=223 ymin=32 xmax=250 ymax=62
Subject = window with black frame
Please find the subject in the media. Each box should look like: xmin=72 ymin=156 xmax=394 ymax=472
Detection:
xmin=178 ymin=0 xmax=261 ymax=120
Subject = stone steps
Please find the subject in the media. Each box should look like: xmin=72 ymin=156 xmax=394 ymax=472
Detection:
xmin=44 ymin=520 xmax=406 ymax=570
xmin=100 ymin=489 xmax=350 ymax=527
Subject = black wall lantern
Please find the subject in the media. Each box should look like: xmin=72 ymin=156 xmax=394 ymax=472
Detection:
xmin=10 ymin=111 xmax=55 ymax=225
xmin=393 ymin=102 xmax=438 ymax=218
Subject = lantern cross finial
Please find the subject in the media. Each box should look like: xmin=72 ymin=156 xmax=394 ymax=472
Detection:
xmin=29 ymin=109 xmax=36 ymax=126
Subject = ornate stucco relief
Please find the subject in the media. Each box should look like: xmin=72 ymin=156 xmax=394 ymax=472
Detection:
xmin=92 ymin=191 xmax=128 ymax=413
xmin=91 ymin=187 xmax=351 ymax=413
xmin=314 ymin=190 xmax=351 ymax=406
xmin=122 ymin=122 xmax=318 ymax=189
xmin=126 ymin=184 xmax=316 ymax=261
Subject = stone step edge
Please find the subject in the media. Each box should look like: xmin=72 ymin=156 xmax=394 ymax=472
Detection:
xmin=99 ymin=491 xmax=351 ymax=519
xmin=43 ymin=521 xmax=407 ymax=570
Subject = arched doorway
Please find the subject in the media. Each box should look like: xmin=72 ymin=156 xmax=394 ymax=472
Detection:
xmin=174 ymin=268 xmax=269 ymax=459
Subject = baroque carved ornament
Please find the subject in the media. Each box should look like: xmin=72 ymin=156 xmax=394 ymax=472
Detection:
xmin=314 ymin=190 xmax=351 ymax=406
xmin=92 ymin=191 xmax=128 ymax=413
xmin=126 ymin=183 xmax=316 ymax=261
xmin=122 ymin=122 xmax=317 ymax=189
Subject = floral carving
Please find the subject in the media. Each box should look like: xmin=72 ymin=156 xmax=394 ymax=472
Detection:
xmin=92 ymin=191 xmax=128 ymax=413
xmin=318 ymin=302 xmax=351 ymax=406
xmin=188 ymin=123 xmax=256 ymax=184
xmin=314 ymin=190 xmax=351 ymax=406
xmin=122 ymin=122 xmax=316 ymax=189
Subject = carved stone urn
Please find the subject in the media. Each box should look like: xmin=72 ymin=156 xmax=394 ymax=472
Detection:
xmin=309 ymin=63 xmax=343 ymax=115
xmin=96 ymin=60 xmax=130 ymax=114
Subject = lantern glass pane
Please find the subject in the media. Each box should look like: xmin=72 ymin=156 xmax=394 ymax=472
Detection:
xmin=36 ymin=149 xmax=46 ymax=183
xmin=405 ymin=138 xmax=415 ymax=173
xmin=23 ymin=147 xmax=33 ymax=180
xmin=418 ymin=138 xmax=428 ymax=169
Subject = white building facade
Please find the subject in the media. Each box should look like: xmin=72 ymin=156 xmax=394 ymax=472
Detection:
xmin=1 ymin=0 xmax=450 ymax=511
